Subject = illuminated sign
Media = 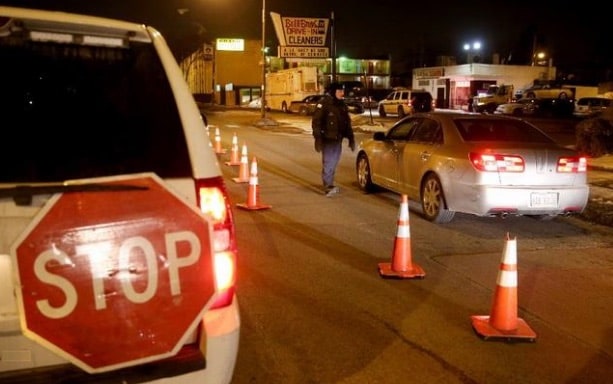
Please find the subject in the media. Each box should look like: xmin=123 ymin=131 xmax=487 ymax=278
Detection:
xmin=216 ymin=38 xmax=244 ymax=52
xmin=271 ymin=12 xmax=329 ymax=48
xmin=414 ymin=67 xmax=444 ymax=77
xmin=279 ymin=46 xmax=329 ymax=58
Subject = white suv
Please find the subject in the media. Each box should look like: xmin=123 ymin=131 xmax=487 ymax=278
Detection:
xmin=0 ymin=6 xmax=239 ymax=384
xmin=378 ymin=88 xmax=434 ymax=117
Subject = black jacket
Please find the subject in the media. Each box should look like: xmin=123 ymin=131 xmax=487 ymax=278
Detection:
xmin=312 ymin=94 xmax=354 ymax=142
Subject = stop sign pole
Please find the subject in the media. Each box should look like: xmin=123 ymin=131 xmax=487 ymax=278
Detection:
xmin=10 ymin=173 xmax=216 ymax=373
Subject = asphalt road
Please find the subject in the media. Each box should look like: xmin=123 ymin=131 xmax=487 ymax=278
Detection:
xmin=203 ymin=108 xmax=613 ymax=384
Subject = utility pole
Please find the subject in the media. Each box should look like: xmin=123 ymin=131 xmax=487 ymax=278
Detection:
xmin=330 ymin=11 xmax=336 ymax=83
xmin=255 ymin=0 xmax=277 ymax=127
xmin=260 ymin=0 xmax=266 ymax=118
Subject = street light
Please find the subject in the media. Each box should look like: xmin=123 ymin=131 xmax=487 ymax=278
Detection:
xmin=463 ymin=41 xmax=481 ymax=64
xmin=533 ymin=51 xmax=547 ymax=66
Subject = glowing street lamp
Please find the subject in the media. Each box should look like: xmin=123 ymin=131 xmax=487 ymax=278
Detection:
xmin=533 ymin=51 xmax=547 ymax=66
xmin=463 ymin=41 xmax=481 ymax=64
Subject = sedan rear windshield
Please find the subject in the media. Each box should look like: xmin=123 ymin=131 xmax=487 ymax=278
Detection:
xmin=0 ymin=33 xmax=192 ymax=183
xmin=454 ymin=118 xmax=555 ymax=143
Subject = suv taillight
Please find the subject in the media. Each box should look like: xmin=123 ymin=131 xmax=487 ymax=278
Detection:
xmin=195 ymin=176 xmax=237 ymax=309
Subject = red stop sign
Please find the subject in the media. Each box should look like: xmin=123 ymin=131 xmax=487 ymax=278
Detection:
xmin=10 ymin=173 xmax=215 ymax=373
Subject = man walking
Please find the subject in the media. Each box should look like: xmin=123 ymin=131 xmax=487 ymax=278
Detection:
xmin=312 ymin=82 xmax=356 ymax=197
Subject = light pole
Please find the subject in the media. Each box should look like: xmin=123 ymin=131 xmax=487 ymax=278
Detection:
xmin=255 ymin=0 xmax=277 ymax=126
xmin=260 ymin=0 xmax=266 ymax=119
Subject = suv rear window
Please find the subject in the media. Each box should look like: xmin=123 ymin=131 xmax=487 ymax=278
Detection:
xmin=411 ymin=91 xmax=433 ymax=112
xmin=0 ymin=37 xmax=191 ymax=183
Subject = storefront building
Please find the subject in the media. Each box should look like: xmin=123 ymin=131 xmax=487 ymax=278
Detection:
xmin=412 ymin=63 xmax=556 ymax=110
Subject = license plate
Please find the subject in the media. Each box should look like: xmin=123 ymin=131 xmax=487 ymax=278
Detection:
xmin=530 ymin=192 xmax=558 ymax=208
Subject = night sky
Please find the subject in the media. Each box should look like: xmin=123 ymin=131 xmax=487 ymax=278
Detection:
xmin=1 ymin=0 xmax=610 ymax=83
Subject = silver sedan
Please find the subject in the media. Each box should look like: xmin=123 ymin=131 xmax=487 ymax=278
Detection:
xmin=356 ymin=112 xmax=589 ymax=223
xmin=493 ymin=98 xmax=538 ymax=116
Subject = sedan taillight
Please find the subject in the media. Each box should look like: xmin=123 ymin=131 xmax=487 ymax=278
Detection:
xmin=195 ymin=176 xmax=237 ymax=309
xmin=469 ymin=152 xmax=525 ymax=172
xmin=557 ymin=156 xmax=587 ymax=173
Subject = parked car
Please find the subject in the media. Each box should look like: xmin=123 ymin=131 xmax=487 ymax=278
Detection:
xmin=493 ymin=98 xmax=539 ymax=116
xmin=0 ymin=6 xmax=239 ymax=384
xmin=518 ymin=84 xmax=574 ymax=100
xmin=344 ymin=98 xmax=365 ymax=114
xmin=358 ymin=95 xmax=379 ymax=109
xmin=378 ymin=88 xmax=434 ymax=117
xmin=246 ymin=97 xmax=270 ymax=111
xmin=356 ymin=112 xmax=589 ymax=223
xmin=531 ymin=98 xmax=575 ymax=117
xmin=288 ymin=94 xmax=327 ymax=115
xmin=573 ymin=97 xmax=612 ymax=118
xmin=288 ymin=94 xmax=364 ymax=115
xmin=341 ymin=80 xmax=375 ymax=110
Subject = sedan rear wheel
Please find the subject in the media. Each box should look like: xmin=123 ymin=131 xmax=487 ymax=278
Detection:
xmin=356 ymin=153 xmax=376 ymax=192
xmin=421 ymin=174 xmax=455 ymax=223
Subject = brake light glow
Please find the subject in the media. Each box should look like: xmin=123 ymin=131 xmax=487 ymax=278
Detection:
xmin=199 ymin=186 xmax=227 ymax=224
xmin=214 ymin=251 xmax=235 ymax=291
xmin=195 ymin=176 xmax=237 ymax=309
xmin=469 ymin=152 xmax=525 ymax=172
xmin=557 ymin=156 xmax=587 ymax=173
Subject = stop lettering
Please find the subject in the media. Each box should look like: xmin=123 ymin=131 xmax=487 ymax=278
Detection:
xmin=10 ymin=173 xmax=215 ymax=373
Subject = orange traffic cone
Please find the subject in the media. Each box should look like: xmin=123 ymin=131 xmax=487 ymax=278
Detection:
xmin=232 ymin=144 xmax=250 ymax=183
xmin=378 ymin=194 xmax=425 ymax=279
xmin=214 ymin=127 xmax=226 ymax=155
xmin=225 ymin=133 xmax=241 ymax=166
xmin=236 ymin=157 xmax=272 ymax=211
xmin=471 ymin=233 xmax=537 ymax=342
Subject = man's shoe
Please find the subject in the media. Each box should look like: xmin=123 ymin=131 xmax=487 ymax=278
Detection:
xmin=325 ymin=186 xmax=339 ymax=197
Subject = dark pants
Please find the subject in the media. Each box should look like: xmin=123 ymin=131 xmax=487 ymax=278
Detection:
xmin=321 ymin=139 xmax=342 ymax=189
